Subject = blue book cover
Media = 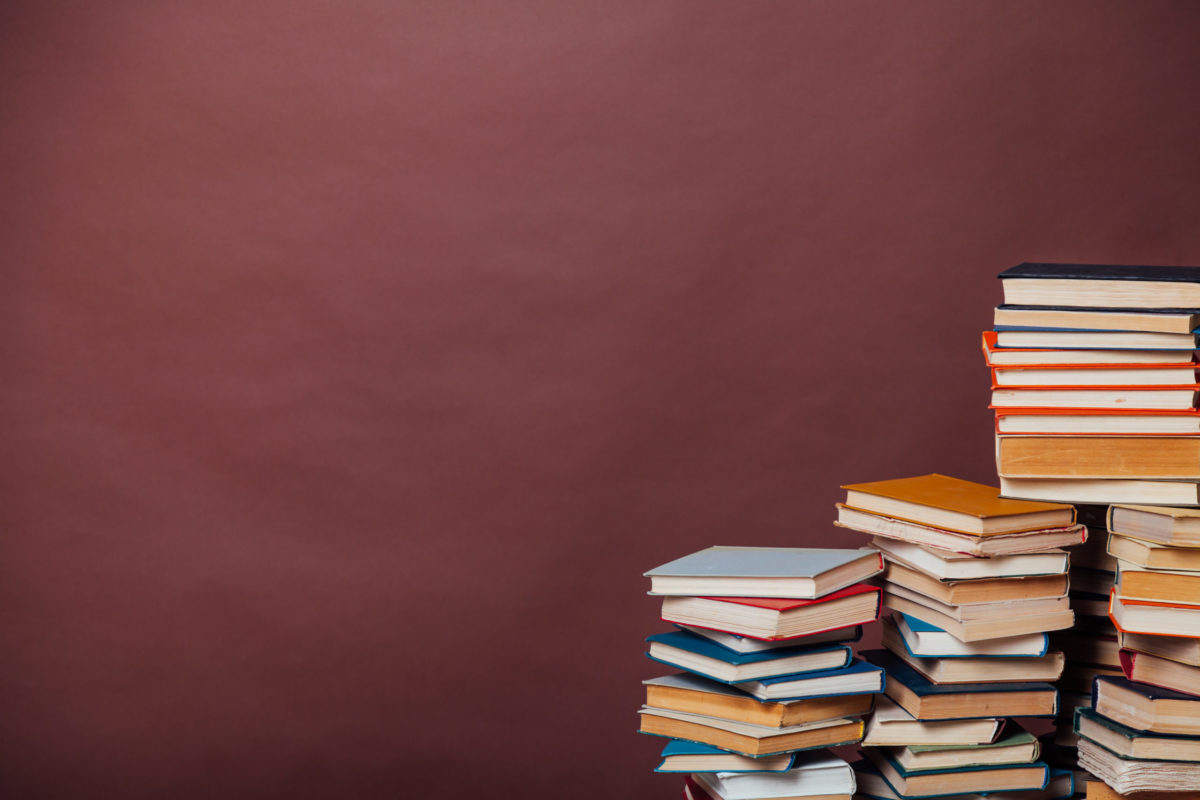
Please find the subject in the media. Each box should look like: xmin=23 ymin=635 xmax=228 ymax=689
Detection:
xmin=646 ymin=630 xmax=852 ymax=666
xmin=645 ymin=630 xmax=854 ymax=684
xmin=895 ymin=613 xmax=1048 ymax=658
xmin=735 ymin=658 xmax=885 ymax=700
xmin=654 ymin=740 xmax=796 ymax=773
xmin=864 ymin=650 xmax=1057 ymax=714
xmin=877 ymin=751 xmax=1049 ymax=798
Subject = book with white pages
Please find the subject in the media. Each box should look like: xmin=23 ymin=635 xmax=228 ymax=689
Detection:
xmin=883 ymin=581 xmax=1071 ymax=620
xmin=836 ymin=505 xmax=1085 ymax=557
xmin=882 ymin=620 xmax=1065 ymax=684
xmin=692 ymin=751 xmax=855 ymax=800
xmin=678 ymin=624 xmax=862 ymax=655
xmin=882 ymin=586 xmax=1073 ymax=642
xmin=861 ymin=696 xmax=1003 ymax=747
xmin=890 ymin=613 xmax=1049 ymax=658
xmin=871 ymin=537 xmax=1068 ymax=581
xmin=637 ymin=706 xmax=864 ymax=757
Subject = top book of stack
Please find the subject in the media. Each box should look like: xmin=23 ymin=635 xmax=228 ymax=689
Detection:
xmin=999 ymin=263 xmax=1200 ymax=311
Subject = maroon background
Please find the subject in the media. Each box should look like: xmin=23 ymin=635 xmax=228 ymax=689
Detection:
xmin=3 ymin=1 xmax=1200 ymax=797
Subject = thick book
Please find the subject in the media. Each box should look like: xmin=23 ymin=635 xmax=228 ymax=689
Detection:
xmin=837 ymin=505 xmax=1086 ymax=557
xmin=677 ymin=624 xmax=862 ymax=654
xmin=881 ymin=620 xmax=1064 ymax=684
xmin=983 ymin=330 xmax=1196 ymax=366
xmin=1110 ymin=590 xmax=1200 ymax=637
xmin=733 ymin=658 xmax=885 ymax=702
xmin=645 ymin=631 xmax=853 ymax=684
xmin=998 ymin=436 xmax=1200 ymax=480
xmin=994 ymin=328 xmax=1200 ymax=350
xmin=863 ymin=748 xmax=1049 ymax=798
xmin=1109 ymin=534 xmax=1200 ymax=571
xmin=1109 ymin=504 xmax=1200 ymax=548
xmin=1118 ymin=569 xmax=1200 ymax=606
xmin=854 ymin=759 xmax=1072 ymax=800
xmin=998 ymin=262 xmax=1200 ymax=309
xmin=655 ymin=739 xmax=796 ymax=773
xmin=643 ymin=674 xmax=876 ymax=729
xmin=889 ymin=724 xmax=1039 ymax=772
xmin=637 ymin=706 xmax=864 ymax=757
xmin=991 ymin=385 xmax=1200 ymax=410
xmin=1119 ymin=649 xmax=1200 ymax=697
xmin=881 ymin=584 xmax=1073 ymax=642
xmin=645 ymin=546 xmax=882 ymax=598
xmin=871 ymin=537 xmax=1068 ymax=580
xmin=864 ymin=649 xmax=1058 ymax=720
xmin=1118 ymin=631 xmax=1200 ymax=667
xmin=1083 ymin=779 xmax=1200 ymax=800
xmin=860 ymin=696 xmax=1002 ymax=747
xmin=1077 ymin=734 xmax=1200 ymax=794
xmin=993 ymin=304 xmax=1200 ymax=335
xmin=840 ymin=474 xmax=1075 ymax=535
xmin=1000 ymin=477 xmax=1200 ymax=507
xmin=1075 ymin=707 xmax=1200 ymax=762
xmin=660 ymin=584 xmax=882 ymax=640
xmin=1092 ymin=675 xmax=1200 ymax=736
xmin=882 ymin=560 xmax=1067 ymax=605
xmin=891 ymin=612 xmax=1049 ymax=658
xmin=996 ymin=407 xmax=1200 ymax=436
xmin=691 ymin=752 xmax=855 ymax=800
xmin=991 ymin=363 xmax=1199 ymax=388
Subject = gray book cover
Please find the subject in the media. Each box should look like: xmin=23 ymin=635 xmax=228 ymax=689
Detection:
xmin=645 ymin=546 xmax=877 ymax=578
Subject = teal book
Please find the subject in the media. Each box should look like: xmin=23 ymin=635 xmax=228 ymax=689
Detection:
xmin=655 ymin=739 xmax=795 ymax=773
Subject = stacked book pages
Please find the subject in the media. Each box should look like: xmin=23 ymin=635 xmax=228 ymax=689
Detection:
xmin=990 ymin=263 xmax=1200 ymax=507
xmin=835 ymin=473 xmax=1079 ymax=799
xmin=639 ymin=545 xmax=886 ymax=800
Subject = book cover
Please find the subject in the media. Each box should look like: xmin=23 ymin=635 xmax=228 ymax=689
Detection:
xmin=999 ymin=263 xmax=1200 ymax=284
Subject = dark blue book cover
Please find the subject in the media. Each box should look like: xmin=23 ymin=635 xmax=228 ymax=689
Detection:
xmin=999 ymin=263 xmax=1200 ymax=283
xmin=863 ymin=649 xmax=1057 ymax=696
xmin=645 ymin=630 xmax=852 ymax=666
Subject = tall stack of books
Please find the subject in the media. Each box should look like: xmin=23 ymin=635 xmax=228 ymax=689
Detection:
xmin=637 ymin=546 xmax=887 ymax=800
xmin=1070 ymin=503 xmax=1200 ymax=795
xmin=989 ymin=263 xmax=1200 ymax=507
xmin=833 ymin=473 xmax=1080 ymax=799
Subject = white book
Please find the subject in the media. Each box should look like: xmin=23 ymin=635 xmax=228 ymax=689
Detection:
xmin=678 ymin=624 xmax=857 ymax=654
xmin=871 ymin=537 xmax=1068 ymax=580
xmin=860 ymin=696 xmax=1002 ymax=747
xmin=892 ymin=612 xmax=1049 ymax=658
xmin=694 ymin=752 xmax=855 ymax=800
xmin=1001 ymin=477 xmax=1200 ymax=507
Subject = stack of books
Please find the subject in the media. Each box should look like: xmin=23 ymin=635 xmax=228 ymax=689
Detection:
xmin=1067 ymin=503 xmax=1200 ymax=795
xmin=638 ymin=546 xmax=887 ymax=799
xmin=834 ymin=473 xmax=1080 ymax=798
xmin=988 ymin=263 xmax=1200 ymax=507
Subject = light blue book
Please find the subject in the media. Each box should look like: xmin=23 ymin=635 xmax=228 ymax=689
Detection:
xmin=734 ymin=658 xmax=885 ymax=702
xmin=645 ymin=630 xmax=853 ymax=684
xmin=645 ymin=546 xmax=882 ymax=598
xmin=893 ymin=613 xmax=1049 ymax=658
xmin=655 ymin=739 xmax=795 ymax=773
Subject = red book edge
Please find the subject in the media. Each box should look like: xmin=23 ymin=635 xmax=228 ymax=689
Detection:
xmin=983 ymin=331 xmax=1199 ymax=367
xmin=662 ymin=586 xmax=882 ymax=642
xmin=1110 ymin=588 xmax=1200 ymax=639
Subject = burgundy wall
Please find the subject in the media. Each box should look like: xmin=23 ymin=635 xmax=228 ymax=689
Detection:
xmin=3 ymin=1 xmax=1200 ymax=796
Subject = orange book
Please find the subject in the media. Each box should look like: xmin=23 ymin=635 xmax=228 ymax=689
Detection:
xmin=997 ymin=436 xmax=1200 ymax=480
xmin=1109 ymin=589 xmax=1200 ymax=639
xmin=994 ymin=407 xmax=1200 ymax=436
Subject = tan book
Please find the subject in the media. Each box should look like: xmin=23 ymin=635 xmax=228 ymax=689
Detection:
xmin=882 ymin=585 xmax=1074 ymax=642
xmin=840 ymin=474 xmax=1075 ymax=535
xmin=860 ymin=696 xmax=1002 ymax=747
xmin=998 ymin=436 xmax=1200 ymax=480
xmin=882 ymin=560 xmax=1067 ymax=605
xmin=1111 ymin=592 xmax=1200 ymax=638
xmin=1122 ymin=650 xmax=1200 ymax=697
xmin=863 ymin=748 xmax=1049 ymax=796
xmin=1086 ymin=779 xmax=1200 ymax=800
xmin=882 ymin=620 xmax=1064 ymax=684
xmin=836 ymin=506 xmax=1085 ymax=557
xmin=642 ymin=674 xmax=874 ymax=729
xmin=1079 ymin=735 xmax=1200 ymax=794
xmin=1110 ymin=504 xmax=1200 ymax=548
xmin=1093 ymin=675 xmax=1200 ymax=735
xmin=1110 ymin=534 xmax=1200 ymax=571
xmin=1001 ymin=477 xmax=1200 ymax=507
xmin=1119 ymin=631 xmax=1200 ymax=666
xmin=636 ymin=707 xmax=863 ymax=757
xmin=1119 ymin=569 xmax=1200 ymax=605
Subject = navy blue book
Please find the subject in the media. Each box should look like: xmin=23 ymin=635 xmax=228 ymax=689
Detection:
xmin=655 ymin=739 xmax=795 ymax=773
xmin=1092 ymin=675 xmax=1200 ymax=736
xmin=733 ymin=657 xmax=884 ymax=702
xmin=863 ymin=650 xmax=1057 ymax=720
xmin=999 ymin=263 xmax=1200 ymax=310
xmin=853 ymin=758 xmax=1071 ymax=800
xmin=1075 ymin=706 xmax=1200 ymax=762
xmin=645 ymin=630 xmax=852 ymax=684
xmin=863 ymin=748 xmax=1049 ymax=798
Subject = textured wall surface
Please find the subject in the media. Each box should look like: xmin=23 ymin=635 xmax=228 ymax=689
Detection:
xmin=3 ymin=1 xmax=1200 ymax=796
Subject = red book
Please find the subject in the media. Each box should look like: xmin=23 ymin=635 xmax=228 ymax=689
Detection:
xmin=660 ymin=584 xmax=881 ymax=641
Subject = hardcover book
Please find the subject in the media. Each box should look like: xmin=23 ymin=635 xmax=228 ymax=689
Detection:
xmin=677 ymin=624 xmax=862 ymax=655
xmin=645 ymin=546 xmax=882 ymax=598
xmin=1074 ymin=707 xmax=1200 ymax=762
xmin=660 ymin=584 xmax=882 ymax=640
xmin=637 ymin=706 xmax=865 ymax=757
xmin=837 ymin=505 xmax=1085 ymax=557
xmin=995 ymin=407 xmax=1200 ymax=436
xmin=1109 ymin=504 xmax=1200 ymax=548
xmin=1092 ymin=675 xmax=1200 ymax=736
xmin=1119 ymin=649 xmax=1200 ymax=697
xmin=691 ymin=752 xmax=855 ymax=800
xmin=655 ymin=739 xmax=796 ymax=773
xmin=871 ymin=537 xmax=1069 ymax=580
xmin=732 ymin=658 xmax=885 ymax=702
xmin=993 ymin=304 xmax=1200 ymax=335
xmin=645 ymin=630 xmax=853 ymax=684
xmin=1000 ymin=477 xmax=1200 ymax=507
xmin=998 ymin=262 xmax=1200 ymax=310
xmin=1077 ymin=734 xmax=1200 ymax=794
xmin=881 ymin=620 xmax=1064 ymax=684
xmin=643 ymin=673 xmax=876 ymax=729
xmin=860 ymin=696 xmax=1002 ymax=747
xmin=863 ymin=748 xmax=1049 ymax=797
xmin=890 ymin=612 xmax=1049 ymax=658
xmin=889 ymin=725 xmax=1040 ymax=772
xmin=997 ymin=436 xmax=1200 ymax=480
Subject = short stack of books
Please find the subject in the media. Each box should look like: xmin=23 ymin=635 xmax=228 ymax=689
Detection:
xmin=1066 ymin=502 xmax=1200 ymax=795
xmin=833 ymin=473 xmax=1080 ymax=798
xmin=638 ymin=546 xmax=887 ymax=800
xmin=989 ymin=263 xmax=1200 ymax=507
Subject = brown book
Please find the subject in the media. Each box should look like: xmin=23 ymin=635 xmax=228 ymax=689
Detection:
xmin=1119 ymin=631 xmax=1200 ymax=666
xmin=881 ymin=586 xmax=1074 ymax=642
xmin=1086 ymin=779 xmax=1200 ymax=800
xmin=998 ymin=436 xmax=1200 ymax=480
xmin=1109 ymin=505 xmax=1200 ymax=548
xmin=1093 ymin=675 xmax=1200 ymax=735
xmin=1121 ymin=650 xmax=1200 ymax=697
xmin=1119 ymin=569 xmax=1200 ymax=606
xmin=882 ymin=560 xmax=1067 ymax=605
xmin=1110 ymin=534 xmax=1200 ymax=571
xmin=642 ymin=674 xmax=874 ymax=729
xmin=636 ymin=707 xmax=863 ymax=757
xmin=840 ymin=474 xmax=1075 ymax=535
xmin=836 ymin=505 xmax=1085 ymax=556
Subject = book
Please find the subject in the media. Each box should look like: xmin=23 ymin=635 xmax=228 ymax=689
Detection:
xmin=1000 ymin=477 xmax=1200 ymax=507
xmin=863 ymin=748 xmax=1049 ymax=797
xmin=998 ymin=436 xmax=1200 ymax=480
xmin=864 ymin=650 xmax=1058 ymax=720
xmin=860 ymin=696 xmax=1002 ymax=747
xmin=837 ymin=505 xmax=1086 ymax=557
xmin=1118 ymin=631 xmax=1200 ymax=667
xmin=1109 ymin=504 xmax=1200 ymax=548
xmin=871 ymin=537 xmax=1069 ymax=580
xmin=1109 ymin=534 xmax=1200 ymax=571
xmin=881 ymin=621 xmax=1064 ymax=684
xmin=993 ymin=305 xmax=1200 ymax=335
xmin=1118 ymin=569 xmax=1200 ymax=606
xmin=1119 ymin=649 xmax=1200 ymax=697
xmin=1084 ymin=778 xmax=1200 ymax=800
xmin=637 ymin=707 xmax=865 ymax=757
xmin=840 ymin=474 xmax=1075 ymax=535
xmin=983 ymin=330 xmax=1196 ymax=366
xmin=888 ymin=724 xmax=1040 ymax=772
xmin=994 ymin=328 xmax=1200 ymax=350
xmin=678 ymin=625 xmax=863 ymax=655
xmin=1077 ymin=734 xmax=1200 ymax=794
xmin=733 ymin=659 xmax=885 ymax=702
xmin=1092 ymin=675 xmax=1200 ymax=735
xmin=655 ymin=739 xmax=796 ymax=773
xmin=998 ymin=263 xmax=1200 ymax=309
xmin=882 ymin=560 xmax=1067 ymax=605
xmin=991 ymin=385 xmax=1200 ymax=410
xmin=1110 ymin=590 xmax=1200 ymax=637
xmin=1075 ymin=706 xmax=1200 ymax=762
xmin=643 ymin=674 xmax=876 ymax=729
xmin=855 ymin=759 xmax=1073 ymax=800
xmin=891 ymin=612 xmax=1049 ymax=658
xmin=645 ymin=631 xmax=853 ymax=684
xmin=645 ymin=546 xmax=883 ymax=598
xmin=996 ymin=408 xmax=1200 ymax=436
xmin=660 ymin=585 xmax=882 ymax=640
xmin=691 ymin=752 xmax=855 ymax=800
xmin=992 ymin=364 xmax=1199 ymax=388
xmin=881 ymin=584 xmax=1073 ymax=642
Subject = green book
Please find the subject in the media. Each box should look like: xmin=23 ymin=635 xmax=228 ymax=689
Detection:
xmin=890 ymin=724 xmax=1040 ymax=772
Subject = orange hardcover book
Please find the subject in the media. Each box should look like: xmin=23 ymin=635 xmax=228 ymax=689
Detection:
xmin=982 ymin=331 xmax=1198 ymax=367
xmin=994 ymin=407 xmax=1200 ymax=436
xmin=1109 ymin=589 xmax=1200 ymax=639
xmin=997 ymin=437 xmax=1200 ymax=480
xmin=840 ymin=474 xmax=1075 ymax=536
